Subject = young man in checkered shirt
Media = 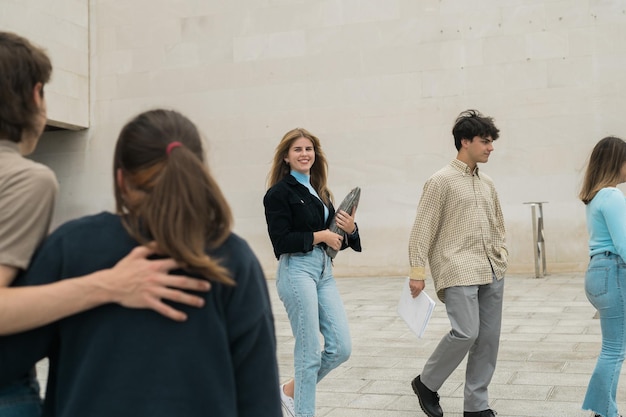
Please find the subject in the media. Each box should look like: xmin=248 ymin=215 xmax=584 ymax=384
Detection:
xmin=408 ymin=110 xmax=508 ymax=417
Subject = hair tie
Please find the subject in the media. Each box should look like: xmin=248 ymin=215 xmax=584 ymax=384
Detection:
xmin=166 ymin=141 xmax=183 ymax=156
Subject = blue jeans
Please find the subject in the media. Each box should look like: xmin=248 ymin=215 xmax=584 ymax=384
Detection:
xmin=277 ymin=247 xmax=351 ymax=417
xmin=583 ymin=252 xmax=626 ymax=417
xmin=0 ymin=375 xmax=42 ymax=417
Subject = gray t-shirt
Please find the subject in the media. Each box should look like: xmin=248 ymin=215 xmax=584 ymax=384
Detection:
xmin=0 ymin=140 xmax=58 ymax=269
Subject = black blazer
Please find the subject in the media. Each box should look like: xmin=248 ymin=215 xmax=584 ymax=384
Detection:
xmin=263 ymin=174 xmax=361 ymax=259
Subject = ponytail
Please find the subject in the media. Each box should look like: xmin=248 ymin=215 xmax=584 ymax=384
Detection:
xmin=114 ymin=109 xmax=234 ymax=285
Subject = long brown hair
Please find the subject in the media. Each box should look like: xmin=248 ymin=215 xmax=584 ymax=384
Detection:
xmin=0 ymin=31 xmax=51 ymax=142
xmin=266 ymin=127 xmax=333 ymax=206
xmin=113 ymin=109 xmax=234 ymax=285
xmin=579 ymin=136 xmax=626 ymax=205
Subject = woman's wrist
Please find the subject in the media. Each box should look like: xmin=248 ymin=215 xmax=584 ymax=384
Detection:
xmin=312 ymin=230 xmax=325 ymax=245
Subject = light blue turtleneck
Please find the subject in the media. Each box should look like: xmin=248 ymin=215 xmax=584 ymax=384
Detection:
xmin=291 ymin=170 xmax=329 ymax=222
xmin=587 ymin=187 xmax=626 ymax=261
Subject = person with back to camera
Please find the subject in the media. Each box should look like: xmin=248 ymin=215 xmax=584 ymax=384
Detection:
xmin=579 ymin=136 xmax=626 ymax=417
xmin=0 ymin=109 xmax=282 ymax=417
xmin=0 ymin=32 xmax=211 ymax=416
xmin=408 ymin=110 xmax=507 ymax=417
xmin=263 ymin=128 xmax=362 ymax=417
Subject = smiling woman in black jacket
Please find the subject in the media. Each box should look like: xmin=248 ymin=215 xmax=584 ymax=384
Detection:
xmin=263 ymin=128 xmax=361 ymax=417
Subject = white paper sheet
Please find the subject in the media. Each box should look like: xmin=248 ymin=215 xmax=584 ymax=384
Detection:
xmin=397 ymin=277 xmax=436 ymax=339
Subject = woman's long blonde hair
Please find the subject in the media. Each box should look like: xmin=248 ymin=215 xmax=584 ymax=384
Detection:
xmin=114 ymin=109 xmax=234 ymax=285
xmin=267 ymin=127 xmax=333 ymax=206
xmin=579 ymin=136 xmax=626 ymax=205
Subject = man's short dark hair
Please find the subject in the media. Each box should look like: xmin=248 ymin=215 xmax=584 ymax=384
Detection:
xmin=0 ymin=31 xmax=52 ymax=142
xmin=452 ymin=109 xmax=500 ymax=151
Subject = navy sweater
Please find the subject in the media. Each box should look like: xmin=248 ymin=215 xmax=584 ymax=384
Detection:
xmin=0 ymin=212 xmax=282 ymax=417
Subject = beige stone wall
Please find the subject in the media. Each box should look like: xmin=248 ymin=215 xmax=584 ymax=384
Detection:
xmin=28 ymin=0 xmax=626 ymax=277
xmin=0 ymin=0 xmax=89 ymax=129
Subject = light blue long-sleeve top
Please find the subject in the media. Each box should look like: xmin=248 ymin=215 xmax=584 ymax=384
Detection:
xmin=587 ymin=187 xmax=626 ymax=261
xmin=290 ymin=170 xmax=329 ymax=222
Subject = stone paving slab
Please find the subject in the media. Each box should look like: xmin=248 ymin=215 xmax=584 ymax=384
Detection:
xmin=270 ymin=274 xmax=625 ymax=417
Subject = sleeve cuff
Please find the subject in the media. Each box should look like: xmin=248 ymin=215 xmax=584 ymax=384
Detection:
xmin=349 ymin=223 xmax=359 ymax=237
xmin=409 ymin=267 xmax=426 ymax=280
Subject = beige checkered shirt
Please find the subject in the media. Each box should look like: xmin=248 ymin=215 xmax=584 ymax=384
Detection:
xmin=409 ymin=159 xmax=508 ymax=302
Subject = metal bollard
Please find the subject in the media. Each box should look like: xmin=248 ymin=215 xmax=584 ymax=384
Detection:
xmin=523 ymin=202 xmax=548 ymax=278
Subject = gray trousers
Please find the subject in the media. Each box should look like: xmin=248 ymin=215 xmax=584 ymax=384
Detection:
xmin=421 ymin=276 xmax=504 ymax=412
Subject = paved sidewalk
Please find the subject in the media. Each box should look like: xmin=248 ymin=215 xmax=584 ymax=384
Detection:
xmin=271 ymin=273 xmax=618 ymax=417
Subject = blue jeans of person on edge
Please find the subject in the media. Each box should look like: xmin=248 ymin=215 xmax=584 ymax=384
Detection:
xmin=277 ymin=246 xmax=351 ymax=417
xmin=583 ymin=251 xmax=626 ymax=417
xmin=0 ymin=374 xmax=42 ymax=417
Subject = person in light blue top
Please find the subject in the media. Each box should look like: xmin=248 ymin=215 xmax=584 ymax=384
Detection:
xmin=579 ymin=136 xmax=626 ymax=417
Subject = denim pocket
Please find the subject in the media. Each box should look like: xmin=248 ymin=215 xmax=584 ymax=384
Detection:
xmin=586 ymin=266 xmax=610 ymax=297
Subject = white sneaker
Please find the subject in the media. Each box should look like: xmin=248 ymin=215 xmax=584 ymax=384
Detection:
xmin=280 ymin=383 xmax=295 ymax=417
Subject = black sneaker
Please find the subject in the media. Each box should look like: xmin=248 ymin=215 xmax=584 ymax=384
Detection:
xmin=464 ymin=410 xmax=497 ymax=417
xmin=411 ymin=375 xmax=443 ymax=417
